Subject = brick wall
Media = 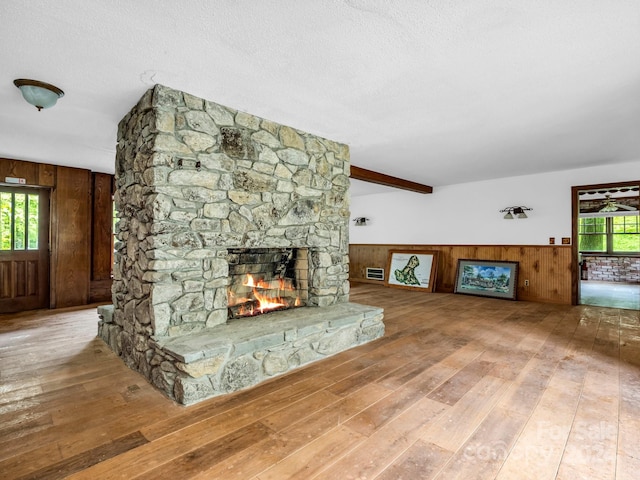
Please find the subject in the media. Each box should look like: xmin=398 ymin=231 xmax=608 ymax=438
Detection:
xmin=583 ymin=256 xmax=640 ymax=283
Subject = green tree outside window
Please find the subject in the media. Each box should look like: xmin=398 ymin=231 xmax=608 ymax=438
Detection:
xmin=0 ymin=191 xmax=39 ymax=251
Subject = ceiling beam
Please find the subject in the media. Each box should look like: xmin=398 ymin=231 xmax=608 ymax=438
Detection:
xmin=350 ymin=165 xmax=433 ymax=194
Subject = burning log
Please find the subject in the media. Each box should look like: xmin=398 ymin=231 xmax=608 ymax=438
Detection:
xmin=227 ymin=273 xmax=303 ymax=319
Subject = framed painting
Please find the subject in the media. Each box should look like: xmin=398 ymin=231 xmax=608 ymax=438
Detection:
xmin=386 ymin=250 xmax=438 ymax=292
xmin=454 ymin=259 xmax=519 ymax=300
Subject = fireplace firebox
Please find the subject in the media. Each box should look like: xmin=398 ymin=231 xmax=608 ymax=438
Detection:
xmin=227 ymin=248 xmax=308 ymax=319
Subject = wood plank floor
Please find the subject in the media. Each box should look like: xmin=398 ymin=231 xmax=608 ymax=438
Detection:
xmin=1 ymin=283 xmax=639 ymax=479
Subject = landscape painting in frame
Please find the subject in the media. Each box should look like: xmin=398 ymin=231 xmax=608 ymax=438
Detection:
xmin=454 ymin=259 xmax=519 ymax=300
xmin=386 ymin=250 xmax=438 ymax=292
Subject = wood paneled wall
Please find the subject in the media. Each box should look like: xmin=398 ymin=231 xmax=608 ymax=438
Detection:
xmin=91 ymin=173 xmax=113 ymax=280
xmin=349 ymin=244 xmax=573 ymax=304
xmin=51 ymin=166 xmax=92 ymax=308
xmin=1 ymin=158 xmax=114 ymax=309
xmin=90 ymin=173 xmax=114 ymax=302
xmin=0 ymin=158 xmax=55 ymax=187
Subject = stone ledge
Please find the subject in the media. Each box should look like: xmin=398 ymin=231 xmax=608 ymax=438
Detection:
xmin=151 ymin=303 xmax=383 ymax=364
xmin=99 ymin=302 xmax=385 ymax=404
xmin=97 ymin=304 xmax=114 ymax=323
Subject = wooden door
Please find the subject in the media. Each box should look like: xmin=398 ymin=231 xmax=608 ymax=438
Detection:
xmin=0 ymin=186 xmax=50 ymax=313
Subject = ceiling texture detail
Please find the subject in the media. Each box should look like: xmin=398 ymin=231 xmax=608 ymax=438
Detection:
xmin=1 ymin=1 xmax=639 ymax=195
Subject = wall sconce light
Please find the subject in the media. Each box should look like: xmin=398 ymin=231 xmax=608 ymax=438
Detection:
xmin=14 ymin=79 xmax=64 ymax=111
xmin=500 ymin=206 xmax=532 ymax=219
xmin=353 ymin=217 xmax=369 ymax=226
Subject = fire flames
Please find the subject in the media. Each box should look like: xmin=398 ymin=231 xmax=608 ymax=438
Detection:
xmin=228 ymin=274 xmax=301 ymax=318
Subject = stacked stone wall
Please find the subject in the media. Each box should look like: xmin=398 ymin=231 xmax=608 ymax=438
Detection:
xmin=100 ymin=84 xmax=366 ymax=403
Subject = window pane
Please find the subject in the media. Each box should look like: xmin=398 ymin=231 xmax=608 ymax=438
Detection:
xmin=0 ymin=192 xmax=11 ymax=250
xmin=612 ymin=217 xmax=625 ymax=233
xmin=13 ymin=193 xmax=25 ymax=250
xmin=579 ymin=217 xmax=606 ymax=233
xmin=595 ymin=218 xmax=606 ymax=232
xmin=27 ymin=194 xmax=39 ymax=250
xmin=614 ymin=215 xmax=639 ymax=233
xmin=578 ymin=218 xmax=587 ymax=233
xmin=579 ymin=234 xmax=606 ymax=252
xmin=613 ymin=234 xmax=640 ymax=252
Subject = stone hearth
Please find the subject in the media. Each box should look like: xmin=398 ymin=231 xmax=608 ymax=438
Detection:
xmin=98 ymin=85 xmax=384 ymax=404
xmin=99 ymin=302 xmax=383 ymax=405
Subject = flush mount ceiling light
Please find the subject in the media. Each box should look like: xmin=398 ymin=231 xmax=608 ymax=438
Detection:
xmin=14 ymin=79 xmax=64 ymax=111
xmin=500 ymin=206 xmax=532 ymax=219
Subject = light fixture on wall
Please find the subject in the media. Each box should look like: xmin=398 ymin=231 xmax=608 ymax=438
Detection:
xmin=500 ymin=206 xmax=532 ymax=219
xmin=14 ymin=79 xmax=64 ymax=111
xmin=353 ymin=217 xmax=369 ymax=226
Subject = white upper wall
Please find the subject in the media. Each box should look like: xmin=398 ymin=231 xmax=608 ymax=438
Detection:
xmin=349 ymin=159 xmax=640 ymax=245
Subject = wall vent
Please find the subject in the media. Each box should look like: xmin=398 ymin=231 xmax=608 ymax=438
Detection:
xmin=366 ymin=267 xmax=385 ymax=281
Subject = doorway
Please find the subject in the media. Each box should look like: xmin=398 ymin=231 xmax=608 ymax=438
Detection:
xmin=0 ymin=186 xmax=50 ymax=313
xmin=572 ymin=181 xmax=640 ymax=310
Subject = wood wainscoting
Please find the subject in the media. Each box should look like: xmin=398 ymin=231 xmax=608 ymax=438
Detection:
xmin=350 ymin=244 xmax=573 ymax=305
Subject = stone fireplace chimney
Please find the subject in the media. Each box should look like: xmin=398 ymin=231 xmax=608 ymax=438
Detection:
xmin=98 ymin=85 xmax=384 ymax=404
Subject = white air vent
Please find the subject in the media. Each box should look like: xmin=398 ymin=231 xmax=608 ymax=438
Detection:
xmin=365 ymin=267 xmax=385 ymax=281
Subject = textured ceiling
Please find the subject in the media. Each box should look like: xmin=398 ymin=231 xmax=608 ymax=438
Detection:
xmin=1 ymin=1 xmax=639 ymax=193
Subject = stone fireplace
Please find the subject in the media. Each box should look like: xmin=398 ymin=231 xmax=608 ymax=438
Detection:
xmin=98 ymin=85 xmax=384 ymax=404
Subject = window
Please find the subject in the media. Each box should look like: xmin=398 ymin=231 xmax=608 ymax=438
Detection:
xmin=579 ymin=215 xmax=640 ymax=254
xmin=0 ymin=190 xmax=40 ymax=251
xmin=612 ymin=215 xmax=640 ymax=252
